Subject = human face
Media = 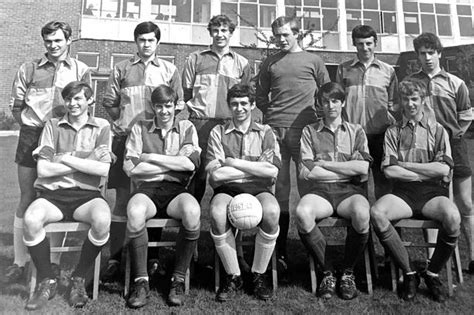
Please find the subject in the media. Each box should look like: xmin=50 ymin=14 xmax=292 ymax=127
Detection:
xmin=136 ymin=32 xmax=159 ymax=59
xmin=64 ymin=89 xmax=92 ymax=118
xmin=321 ymin=93 xmax=344 ymax=120
xmin=417 ymin=46 xmax=441 ymax=74
xmin=209 ymin=24 xmax=232 ymax=49
xmin=273 ymin=23 xmax=299 ymax=53
xmin=43 ymin=30 xmax=71 ymax=61
xmin=229 ymin=96 xmax=255 ymax=123
xmin=401 ymin=92 xmax=424 ymax=121
xmin=354 ymin=37 xmax=376 ymax=62
xmin=153 ymin=101 xmax=175 ymax=125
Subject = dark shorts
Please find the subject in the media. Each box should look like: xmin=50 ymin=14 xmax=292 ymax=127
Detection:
xmin=213 ymin=184 xmax=272 ymax=198
xmin=451 ymin=138 xmax=472 ymax=178
xmin=392 ymin=181 xmax=448 ymax=218
xmin=38 ymin=188 xmax=104 ymax=221
xmin=305 ymin=181 xmax=367 ymax=210
xmin=133 ymin=181 xmax=188 ymax=218
xmin=108 ymin=135 xmax=130 ymax=189
xmin=15 ymin=125 xmax=43 ymax=168
xmin=367 ymin=134 xmax=384 ymax=172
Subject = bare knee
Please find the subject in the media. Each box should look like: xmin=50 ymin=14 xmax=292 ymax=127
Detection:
xmin=442 ymin=208 xmax=461 ymax=236
xmin=350 ymin=207 xmax=370 ymax=234
xmin=295 ymin=204 xmax=314 ymax=233
xmin=91 ymin=209 xmax=111 ymax=238
xmin=181 ymin=205 xmax=201 ymax=230
xmin=127 ymin=205 xmax=147 ymax=233
xmin=370 ymin=205 xmax=389 ymax=232
xmin=261 ymin=203 xmax=280 ymax=229
xmin=210 ymin=205 xmax=228 ymax=234
xmin=23 ymin=208 xmax=45 ymax=238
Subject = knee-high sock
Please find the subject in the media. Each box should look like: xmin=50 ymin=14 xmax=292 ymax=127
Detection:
xmin=343 ymin=226 xmax=369 ymax=272
xmin=299 ymin=224 xmax=330 ymax=271
xmin=374 ymin=224 xmax=412 ymax=273
xmin=13 ymin=216 xmax=29 ymax=267
xmin=461 ymin=214 xmax=474 ymax=261
xmin=24 ymin=230 xmax=54 ymax=282
xmin=252 ymin=227 xmax=279 ymax=274
xmin=211 ymin=229 xmax=240 ymax=276
xmin=173 ymin=227 xmax=200 ymax=280
xmin=147 ymin=227 xmax=163 ymax=260
xmin=428 ymin=229 xmax=458 ymax=274
xmin=73 ymin=230 xmax=109 ymax=278
xmin=109 ymin=221 xmax=126 ymax=263
xmin=128 ymin=228 xmax=148 ymax=279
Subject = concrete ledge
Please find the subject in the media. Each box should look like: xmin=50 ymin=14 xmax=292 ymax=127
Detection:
xmin=0 ymin=130 xmax=19 ymax=137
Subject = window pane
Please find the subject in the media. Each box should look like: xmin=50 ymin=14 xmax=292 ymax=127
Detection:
xmin=303 ymin=0 xmax=319 ymax=5
xmin=83 ymin=0 xmax=99 ymax=16
xmin=346 ymin=10 xmax=361 ymax=31
xmin=363 ymin=0 xmax=378 ymax=10
xmin=459 ymin=16 xmax=474 ymax=36
xmin=382 ymin=12 xmax=397 ymax=34
xmin=421 ymin=14 xmax=436 ymax=33
xmin=364 ymin=10 xmax=381 ymax=33
xmin=193 ymin=0 xmax=211 ymax=24
xmin=437 ymin=15 xmax=451 ymax=36
xmin=261 ymin=0 xmax=276 ymax=4
xmin=222 ymin=3 xmax=238 ymax=24
xmin=457 ymin=5 xmax=472 ymax=16
xmin=346 ymin=0 xmax=361 ymax=10
xmin=322 ymin=8 xmax=338 ymax=30
xmin=404 ymin=13 xmax=419 ymax=34
xmin=321 ymin=0 xmax=337 ymax=8
xmin=403 ymin=0 xmax=418 ymax=12
xmin=435 ymin=4 xmax=450 ymax=14
xmin=285 ymin=0 xmax=301 ymax=5
xmin=152 ymin=0 xmax=171 ymax=21
xmin=260 ymin=5 xmax=276 ymax=28
xmin=303 ymin=7 xmax=321 ymax=30
xmin=285 ymin=5 xmax=301 ymax=18
xmin=380 ymin=0 xmax=395 ymax=11
xmin=101 ymin=0 xmax=119 ymax=18
xmin=240 ymin=3 xmax=258 ymax=27
xmin=123 ymin=0 xmax=140 ymax=18
xmin=420 ymin=3 xmax=433 ymax=13
xmin=173 ymin=0 xmax=191 ymax=22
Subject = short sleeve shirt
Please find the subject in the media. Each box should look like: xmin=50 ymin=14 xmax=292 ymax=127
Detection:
xmin=33 ymin=115 xmax=112 ymax=191
xmin=123 ymin=119 xmax=201 ymax=186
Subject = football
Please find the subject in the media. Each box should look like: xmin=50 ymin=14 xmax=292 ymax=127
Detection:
xmin=227 ymin=193 xmax=263 ymax=230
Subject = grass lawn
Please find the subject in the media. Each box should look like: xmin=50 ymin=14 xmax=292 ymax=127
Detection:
xmin=1 ymin=133 xmax=474 ymax=314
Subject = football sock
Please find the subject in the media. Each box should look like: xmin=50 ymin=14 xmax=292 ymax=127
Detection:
xmin=13 ymin=216 xmax=29 ymax=267
xmin=252 ymin=227 xmax=279 ymax=274
xmin=428 ymin=229 xmax=458 ymax=274
xmin=299 ymin=224 xmax=330 ymax=271
xmin=72 ymin=230 xmax=109 ymax=278
xmin=276 ymin=207 xmax=289 ymax=258
xmin=147 ymin=227 xmax=163 ymax=260
xmin=24 ymin=230 xmax=54 ymax=282
xmin=109 ymin=221 xmax=126 ymax=263
xmin=173 ymin=226 xmax=200 ymax=280
xmin=211 ymin=229 xmax=240 ymax=276
xmin=461 ymin=214 xmax=474 ymax=261
xmin=128 ymin=227 xmax=148 ymax=279
xmin=374 ymin=224 xmax=412 ymax=273
xmin=343 ymin=226 xmax=369 ymax=271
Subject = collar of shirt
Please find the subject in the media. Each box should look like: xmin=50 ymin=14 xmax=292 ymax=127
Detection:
xmin=147 ymin=118 xmax=180 ymax=134
xmin=200 ymin=47 xmax=236 ymax=59
xmin=401 ymin=112 xmax=429 ymax=129
xmin=224 ymin=120 xmax=263 ymax=135
xmin=58 ymin=114 xmax=100 ymax=129
xmin=315 ymin=119 xmax=349 ymax=133
xmin=131 ymin=53 xmax=163 ymax=67
xmin=350 ymin=57 xmax=382 ymax=69
xmin=414 ymin=68 xmax=449 ymax=80
xmin=38 ymin=53 xmax=73 ymax=68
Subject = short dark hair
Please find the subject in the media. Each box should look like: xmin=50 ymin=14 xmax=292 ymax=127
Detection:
xmin=271 ymin=16 xmax=300 ymax=34
xmin=413 ymin=32 xmax=443 ymax=54
xmin=151 ymin=85 xmax=178 ymax=106
xmin=318 ymin=82 xmax=346 ymax=104
xmin=41 ymin=21 xmax=72 ymax=40
xmin=399 ymin=79 xmax=427 ymax=100
xmin=134 ymin=21 xmax=161 ymax=42
xmin=207 ymin=15 xmax=235 ymax=34
xmin=61 ymin=81 xmax=94 ymax=101
xmin=227 ymin=84 xmax=255 ymax=105
xmin=351 ymin=25 xmax=377 ymax=45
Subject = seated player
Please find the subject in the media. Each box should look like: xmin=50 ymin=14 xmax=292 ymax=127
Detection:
xmin=123 ymin=85 xmax=201 ymax=308
xmin=371 ymin=79 xmax=460 ymax=302
xmin=22 ymin=81 xmax=112 ymax=310
xmin=207 ymin=84 xmax=281 ymax=302
xmin=296 ymin=82 xmax=372 ymax=300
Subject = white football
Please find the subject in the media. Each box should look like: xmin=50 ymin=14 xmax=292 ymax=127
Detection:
xmin=227 ymin=193 xmax=263 ymax=230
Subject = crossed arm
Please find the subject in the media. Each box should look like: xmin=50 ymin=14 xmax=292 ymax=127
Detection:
xmin=128 ymin=150 xmax=195 ymax=176
xmin=384 ymin=161 xmax=450 ymax=182
xmin=301 ymin=159 xmax=369 ymax=181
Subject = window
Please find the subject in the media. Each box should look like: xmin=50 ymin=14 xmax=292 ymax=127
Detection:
xmin=222 ymin=0 xmax=276 ymax=29
xmin=403 ymin=0 xmax=452 ymax=36
xmin=76 ymin=52 xmax=100 ymax=69
xmin=285 ymin=0 xmax=338 ymax=32
xmin=150 ymin=0 xmax=209 ymax=23
xmin=345 ymin=0 xmax=396 ymax=34
xmin=122 ymin=0 xmax=140 ymax=18
xmin=457 ymin=2 xmax=474 ymax=37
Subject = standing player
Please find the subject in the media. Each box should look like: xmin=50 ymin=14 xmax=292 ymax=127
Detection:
xmin=182 ymin=14 xmax=251 ymax=203
xmin=406 ymin=33 xmax=473 ymax=273
xmin=336 ymin=25 xmax=399 ymax=200
xmin=256 ymin=16 xmax=330 ymax=275
xmin=296 ymin=82 xmax=372 ymax=300
xmin=371 ymin=79 xmax=460 ymax=302
xmin=207 ymin=84 xmax=280 ymax=301
xmin=22 ymin=81 xmax=112 ymax=310
xmin=123 ymin=85 xmax=200 ymax=308
xmin=6 ymin=20 xmax=90 ymax=283
xmin=101 ymin=21 xmax=184 ymax=281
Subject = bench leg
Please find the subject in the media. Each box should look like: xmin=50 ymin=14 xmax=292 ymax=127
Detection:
xmin=271 ymin=249 xmax=278 ymax=291
xmin=364 ymin=246 xmax=373 ymax=295
xmin=453 ymin=245 xmax=463 ymax=284
xmin=214 ymin=250 xmax=220 ymax=293
xmin=93 ymin=252 xmax=101 ymax=300
xmin=124 ymin=246 xmax=130 ymax=298
xmin=309 ymin=255 xmax=317 ymax=294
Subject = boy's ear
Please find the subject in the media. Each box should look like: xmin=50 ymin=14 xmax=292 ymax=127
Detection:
xmin=87 ymin=97 xmax=95 ymax=106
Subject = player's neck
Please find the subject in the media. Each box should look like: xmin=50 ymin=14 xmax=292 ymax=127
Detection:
xmin=156 ymin=119 xmax=174 ymax=135
xmin=233 ymin=118 xmax=251 ymax=133
xmin=212 ymin=45 xmax=230 ymax=58
xmin=425 ymin=66 xmax=441 ymax=78
xmin=140 ymin=53 xmax=156 ymax=65
xmin=358 ymin=55 xmax=374 ymax=67
xmin=324 ymin=116 xmax=342 ymax=132
xmin=47 ymin=51 xmax=69 ymax=66
xmin=67 ymin=112 xmax=89 ymax=129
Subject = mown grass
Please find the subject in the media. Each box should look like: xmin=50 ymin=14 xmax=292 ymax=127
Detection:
xmin=0 ymin=134 xmax=473 ymax=314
